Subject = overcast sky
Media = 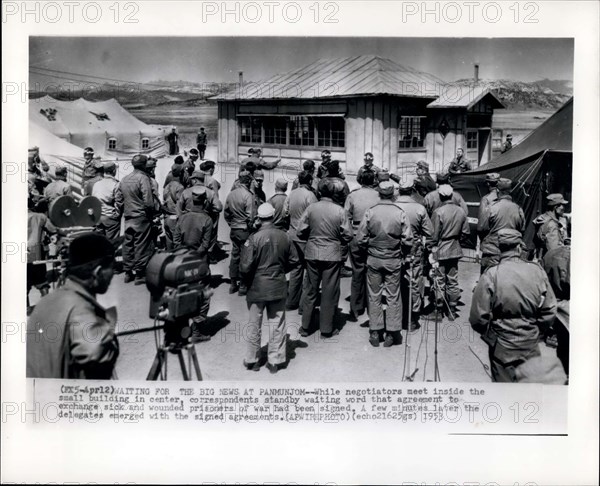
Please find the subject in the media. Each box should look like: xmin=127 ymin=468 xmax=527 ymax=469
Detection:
xmin=29 ymin=37 xmax=574 ymax=86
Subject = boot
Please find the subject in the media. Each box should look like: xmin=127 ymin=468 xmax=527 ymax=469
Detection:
xmin=124 ymin=272 xmax=135 ymax=284
xmin=190 ymin=321 xmax=211 ymax=343
xmin=409 ymin=315 xmax=421 ymax=332
xmin=229 ymin=280 xmax=240 ymax=294
xmin=238 ymin=284 xmax=248 ymax=296
xmin=369 ymin=330 xmax=381 ymax=347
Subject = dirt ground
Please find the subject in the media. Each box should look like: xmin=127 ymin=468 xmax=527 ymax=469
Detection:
xmin=31 ymin=145 xmax=558 ymax=383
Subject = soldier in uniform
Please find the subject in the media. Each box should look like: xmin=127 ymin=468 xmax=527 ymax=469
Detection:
xmin=241 ymin=148 xmax=281 ymax=171
xmin=224 ymin=174 xmax=257 ymax=295
xmin=163 ymin=155 xmax=187 ymax=188
xmin=533 ymin=193 xmax=569 ymax=257
xmin=284 ymin=170 xmax=318 ymax=311
xmin=470 ymin=229 xmax=560 ymax=383
xmin=145 ymin=157 xmax=164 ymax=248
xmin=200 ymin=160 xmax=223 ymax=260
xmin=183 ymin=148 xmax=200 ymax=184
xmin=356 ymin=152 xmax=381 ymax=186
xmin=297 ymin=179 xmax=354 ymax=338
xmin=162 ymin=164 xmax=185 ymax=251
xmin=81 ymin=147 xmax=97 ymax=184
xmin=501 ymin=134 xmax=513 ymax=153
xmin=317 ymin=159 xmax=350 ymax=206
xmin=173 ymin=186 xmax=214 ymax=343
xmin=83 ymin=160 xmax=104 ymax=196
xmin=26 ymin=233 xmax=120 ymax=379
xmin=477 ymin=172 xmax=501 ymax=228
xmin=344 ymin=170 xmax=380 ymax=321
xmin=196 ymin=127 xmax=208 ymax=159
xmin=240 ymin=203 xmax=299 ymax=373
xmin=115 ymin=154 xmax=157 ymax=285
xmin=44 ymin=166 xmax=72 ymax=202
xmin=478 ymin=178 xmax=525 ymax=273
xmin=394 ymin=177 xmax=434 ymax=330
xmin=448 ymin=148 xmax=471 ymax=175
xmin=430 ymin=185 xmax=470 ymax=317
xmin=413 ymin=160 xmax=437 ymax=200
xmin=92 ymin=162 xmax=122 ymax=248
xmin=268 ymin=178 xmax=290 ymax=230
xmin=356 ymin=181 xmax=413 ymax=347
xmin=166 ymin=127 xmax=179 ymax=156
xmin=291 ymin=160 xmax=317 ymax=192
xmin=253 ymin=169 xmax=267 ymax=204
xmin=423 ymin=171 xmax=468 ymax=217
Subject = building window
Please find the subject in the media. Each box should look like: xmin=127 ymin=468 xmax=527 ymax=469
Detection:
xmin=317 ymin=117 xmax=345 ymax=148
xmin=466 ymin=130 xmax=478 ymax=150
xmin=398 ymin=116 xmax=426 ymax=150
xmin=290 ymin=116 xmax=315 ymax=146
xmin=240 ymin=117 xmax=262 ymax=144
xmin=107 ymin=138 xmax=117 ymax=150
xmin=491 ymin=129 xmax=503 ymax=152
xmin=141 ymin=138 xmax=150 ymax=150
xmin=263 ymin=117 xmax=287 ymax=145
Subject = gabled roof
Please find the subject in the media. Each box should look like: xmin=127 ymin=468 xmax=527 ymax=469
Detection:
xmin=427 ymin=85 xmax=505 ymax=109
xmin=214 ymin=55 xmax=446 ymax=101
xmin=468 ymin=97 xmax=572 ymax=173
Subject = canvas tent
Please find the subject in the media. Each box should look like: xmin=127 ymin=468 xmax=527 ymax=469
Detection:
xmin=451 ymin=98 xmax=573 ymax=248
xmin=29 ymin=96 xmax=167 ymax=159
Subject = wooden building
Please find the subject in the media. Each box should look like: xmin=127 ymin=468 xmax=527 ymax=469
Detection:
xmin=214 ymin=55 xmax=505 ymax=174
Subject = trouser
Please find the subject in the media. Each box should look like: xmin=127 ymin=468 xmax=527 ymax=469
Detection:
xmin=163 ymin=215 xmax=178 ymax=251
xmin=198 ymin=144 xmax=207 ymax=159
xmin=192 ymin=287 xmax=211 ymax=324
xmin=245 ymin=299 xmax=287 ymax=365
xmin=555 ymin=318 xmax=569 ymax=375
xmin=489 ymin=345 xmax=540 ymax=383
xmin=348 ymin=236 xmax=367 ymax=315
xmin=209 ymin=215 xmax=219 ymax=254
xmin=286 ymin=240 xmax=308 ymax=309
xmin=97 ymin=215 xmax=122 ymax=249
xmin=433 ymin=258 xmax=460 ymax=308
xmin=401 ymin=257 xmax=424 ymax=323
xmin=229 ymin=228 xmax=250 ymax=281
xmin=302 ymin=260 xmax=342 ymax=334
xmin=123 ymin=217 xmax=155 ymax=275
xmin=480 ymin=253 xmax=500 ymax=274
xmin=366 ymin=256 xmax=402 ymax=332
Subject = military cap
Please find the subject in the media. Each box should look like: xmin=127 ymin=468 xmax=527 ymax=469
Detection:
xmin=436 ymin=172 xmax=450 ymax=184
xmin=174 ymin=155 xmax=184 ymax=165
xmin=92 ymin=159 xmax=105 ymax=170
xmin=254 ymin=169 xmax=265 ymax=181
xmin=378 ymin=180 xmax=395 ymax=197
xmin=364 ymin=152 xmax=374 ymax=161
xmin=189 ymin=148 xmax=199 ymax=156
xmin=485 ymin=172 xmax=501 ymax=183
xmin=171 ymin=164 xmax=183 ymax=177
xmin=68 ymin=232 xmax=114 ymax=269
xmin=398 ymin=175 xmax=415 ymax=191
xmin=200 ymin=160 xmax=215 ymax=171
xmin=146 ymin=157 xmax=157 ymax=169
xmin=506 ymin=134 xmax=513 ymax=139
xmin=547 ymin=193 xmax=568 ymax=206
xmin=275 ymin=178 xmax=288 ymax=191
xmin=257 ymin=202 xmax=275 ymax=219
xmin=497 ymin=178 xmax=512 ymax=191
xmin=438 ymin=184 xmax=454 ymax=197
xmin=416 ymin=160 xmax=429 ymax=171
xmin=378 ymin=170 xmax=391 ymax=182
xmin=83 ymin=147 xmax=94 ymax=155
xmin=190 ymin=170 xmax=205 ymax=181
xmin=498 ymin=229 xmax=522 ymax=248
xmin=191 ymin=186 xmax=207 ymax=204
xmin=103 ymin=161 xmax=117 ymax=172
xmin=55 ymin=166 xmax=68 ymax=177
xmin=131 ymin=154 xmax=148 ymax=169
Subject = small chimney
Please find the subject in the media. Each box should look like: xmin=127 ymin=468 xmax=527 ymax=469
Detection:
xmin=238 ymin=71 xmax=244 ymax=86
xmin=474 ymin=63 xmax=479 ymax=83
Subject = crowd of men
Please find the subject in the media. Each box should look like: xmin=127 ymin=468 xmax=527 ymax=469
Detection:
xmin=26 ymin=143 xmax=571 ymax=383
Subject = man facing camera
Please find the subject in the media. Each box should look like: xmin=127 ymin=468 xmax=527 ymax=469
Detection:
xmin=26 ymin=233 xmax=120 ymax=379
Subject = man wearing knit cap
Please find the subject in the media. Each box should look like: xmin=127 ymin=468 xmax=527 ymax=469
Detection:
xmin=283 ymin=170 xmax=318 ymax=311
xmin=478 ymin=178 xmax=525 ymax=273
xmin=356 ymin=180 xmax=413 ymax=347
xmin=344 ymin=170 xmax=380 ymax=321
xmin=423 ymin=171 xmax=468 ymax=217
xmin=224 ymin=173 xmax=258 ymax=295
xmin=83 ymin=159 xmax=105 ymax=196
xmin=44 ymin=166 xmax=72 ymax=202
xmin=297 ymin=178 xmax=354 ymax=338
xmin=27 ymin=233 xmax=120 ymax=379
xmin=162 ymin=164 xmax=185 ymax=250
xmin=477 ymin=172 xmax=501 ymax=231
xmin=394 ymin=176 xmax=434 ymax=330
xmin=414 ymin=160 xmax=437 ymax=199
xmin=533 ymin=193 xmax=570 ymax=258
xmin=268 ymin=178 xmax=290 ymax=230
xmin=240 ymin=203 xmax=299 ymax=373
xmin=115 ymin=154 xmax=157 ymax=284
xmin=93 ymin=161 xmax=122 ymax=248
xmin=430 ymin=184 xmax=470 ymax=318
xmin=173 ymin=186 xmax=214 ymax=343
xmin=470 ymin=229 xmax=561 ymax=383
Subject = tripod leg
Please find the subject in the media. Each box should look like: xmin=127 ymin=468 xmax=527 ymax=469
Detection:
xmin=147 ymin=348 xmax=165 ymax=380
xmin=189 ymin=346 xmax=203 ymax=381
xmin=175 ymin=349 xmax=190 ymax=380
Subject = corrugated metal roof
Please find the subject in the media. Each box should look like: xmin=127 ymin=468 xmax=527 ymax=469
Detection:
xmin=214 ymin=55 xmax=447 ymax=101
xmin=427 ymin=85 xmax=505 ymax=109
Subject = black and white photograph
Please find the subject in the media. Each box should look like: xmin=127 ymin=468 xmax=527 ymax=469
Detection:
xmin=3 ymin=1 xmax=598 ymax=484
xmin=25 ymin=36 xmax=574 ymax=383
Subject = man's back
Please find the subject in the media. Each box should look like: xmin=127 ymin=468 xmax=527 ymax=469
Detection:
xmin=395 ymin=195 xmax=433 ymax=244
xmin=357 ymin=201 xmax=412 ymax=259
xmin=92 ymin=176 xmax=120 ymax=218
xmin=424 ymin=189 xmax=468 ymax=217
xmin=479 ymin=197 xmax=525 ymax=255
xmin=345 ymin=187 xmax=380 ymax=226
xmin=44 ymin=180 xmax=72 ymax=201
xmin=431 ymin=202 xmax=469 ymax=260
xmin=286 ymin=186 xmax=318 ymax=235
xmin=268 ymin=193 xmax=288 ymax=229
xmin=224 ymin=185 xmax=255 ymax=228
xmin=116 ymin=170 xmax=153 ymax=219
xmin=175 ymin=210 xmax=213 ymax=254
